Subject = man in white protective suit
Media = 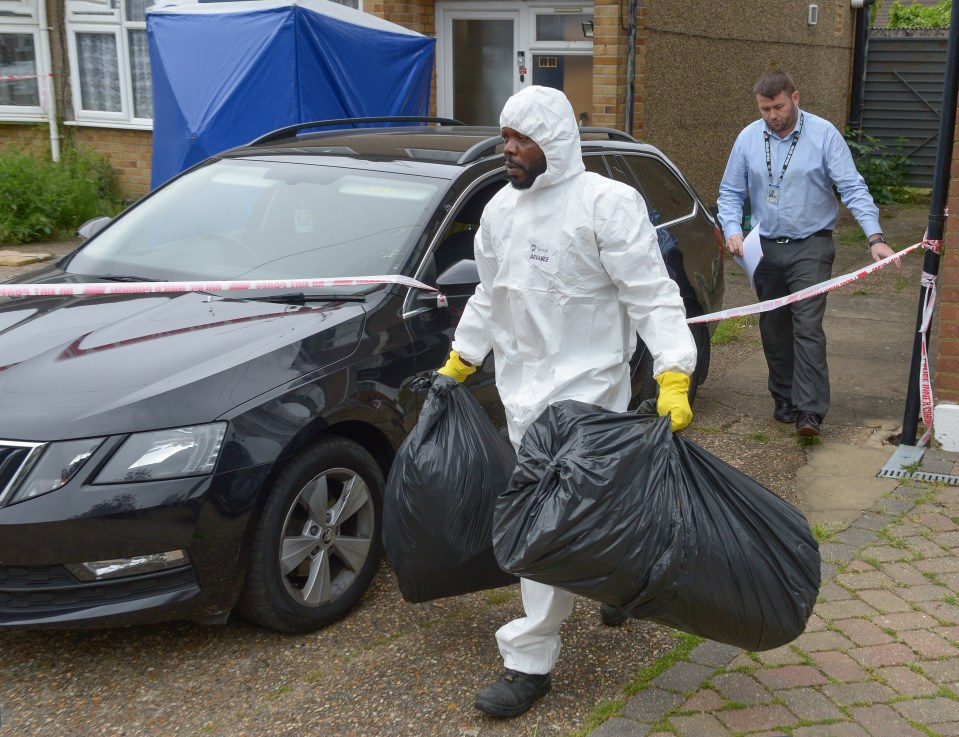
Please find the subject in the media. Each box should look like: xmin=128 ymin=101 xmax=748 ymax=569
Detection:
xmin=436 ymin=85 xmax=698 ymax=718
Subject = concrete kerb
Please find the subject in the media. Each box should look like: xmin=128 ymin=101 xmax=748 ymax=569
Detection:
xmin=586 ymin=473 xmax=957 ymax=737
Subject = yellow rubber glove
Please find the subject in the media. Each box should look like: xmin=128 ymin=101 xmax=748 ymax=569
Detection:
xmin=656 ymin=371 xmax=693 ymax=432
xmin=436 ymin=350 xmax=477 ymax=383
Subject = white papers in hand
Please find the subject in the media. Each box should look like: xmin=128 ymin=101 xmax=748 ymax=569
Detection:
xmin=734 ymin=223 xmax=763 ymax=290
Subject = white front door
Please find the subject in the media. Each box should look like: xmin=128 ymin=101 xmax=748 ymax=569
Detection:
xmin=436 ymin=2 xmax=593 ymax=126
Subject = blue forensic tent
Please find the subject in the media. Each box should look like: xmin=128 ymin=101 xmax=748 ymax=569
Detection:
xmin=147 ymin=0 xmax=436 ymax=189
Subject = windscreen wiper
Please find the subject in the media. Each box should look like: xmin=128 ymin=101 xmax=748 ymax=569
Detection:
xmin=99 ymin=274 xmax=159 ymax=282
xmin=250 ymin=293 xmax=368 ymax=304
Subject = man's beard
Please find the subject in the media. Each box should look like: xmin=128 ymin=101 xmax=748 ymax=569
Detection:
xmin=507 ymin=154 xmax=548 ymax=190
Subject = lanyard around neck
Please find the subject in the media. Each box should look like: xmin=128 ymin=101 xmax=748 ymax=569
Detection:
xmin=764 ymin=112 xmax=804 ymax=186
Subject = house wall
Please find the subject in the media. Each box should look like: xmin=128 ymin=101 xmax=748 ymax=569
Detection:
xmin=0 ymin=123 xmax=49 ymax=156
xmin=72 ymin=128 xmax=153 ymax=202
xmin=640 ymin=0 xmax=857 ymax=203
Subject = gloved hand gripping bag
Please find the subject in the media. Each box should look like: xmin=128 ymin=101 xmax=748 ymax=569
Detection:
xmin=383 ymin=374 xmax=518 ymax=603
xmin=492 ymin=400 xmax=821 ymax=651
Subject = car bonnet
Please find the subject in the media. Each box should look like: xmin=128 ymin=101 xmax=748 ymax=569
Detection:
xmin=0 ymin=291 xmax=365 ymax=441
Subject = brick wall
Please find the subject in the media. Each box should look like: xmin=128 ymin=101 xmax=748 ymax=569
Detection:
xmin=592 ymin=0 xmax=641 ymax=134
xmin=934 ymin=104 xmax=959 ymax=403
xmin=0 ymin=124 xmax=52 ymax=157
xmin=72 ymin=127 xmax=153 ymax=202
xmin=0 ymin=123 xmax=152 ymax=201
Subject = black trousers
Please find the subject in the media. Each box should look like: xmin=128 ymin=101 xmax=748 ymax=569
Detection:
xmin=755 ymin=234 xmax=835 ymax=419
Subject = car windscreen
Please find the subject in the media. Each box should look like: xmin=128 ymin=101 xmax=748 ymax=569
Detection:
xmin=64 ymin=159 xmax=444 ymax=284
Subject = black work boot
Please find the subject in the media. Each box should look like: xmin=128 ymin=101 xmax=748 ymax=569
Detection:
xmin=475 ymin=669 xmax=552 ymax=718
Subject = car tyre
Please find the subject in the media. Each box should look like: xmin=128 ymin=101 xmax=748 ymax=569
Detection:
xmin=237 ymin=436 xmax=384 ymax=633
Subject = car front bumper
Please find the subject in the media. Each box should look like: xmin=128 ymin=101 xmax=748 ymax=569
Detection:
xmin=0 ymin=464 xmax=271 ymax=629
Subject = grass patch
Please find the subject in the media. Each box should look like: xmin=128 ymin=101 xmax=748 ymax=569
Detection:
xmin=797 ymin=434 xmax=823 ymax=448
xmin=0 ymin=145 xmax=123 ymax=244
xmin=811 ymin=522 xmax=839 ymax=543
xmin=711 ymin=316 xmax=756 ymax=346
xmin=485 ymin=589 xmax=515 ymax=605
xmin=745 ymin=431 xmax=769 ymax=442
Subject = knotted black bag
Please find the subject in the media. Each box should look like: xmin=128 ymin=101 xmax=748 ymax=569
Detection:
xmin=383 ymin=374 xmax=518 ymax=602
xmin=493 ymin=400 xmax=820 ymax=651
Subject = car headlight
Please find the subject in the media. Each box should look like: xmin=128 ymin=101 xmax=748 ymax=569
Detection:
xmin=94 ymin=423 xmax=227 ymax=484
xmin=9 ymin=438 xmax=105 ymax=504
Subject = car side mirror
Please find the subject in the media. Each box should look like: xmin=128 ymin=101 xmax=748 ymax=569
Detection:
xmin=436 ymin=259 xmax=480 ymax=293
xmin=416 ymin=259 xmax=479 ymax=309
xmin=78 ymin=216 xmax=112 ymax=240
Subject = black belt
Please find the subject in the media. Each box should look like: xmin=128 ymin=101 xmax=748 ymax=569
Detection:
xmin=764 ymin=229 xmax=833 ymax=244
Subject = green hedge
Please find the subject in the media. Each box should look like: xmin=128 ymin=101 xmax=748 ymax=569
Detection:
xmin=0 ymin=147 xmax=123 ymax=245
xmin=888 ymin=0 xmax=951 ymax=28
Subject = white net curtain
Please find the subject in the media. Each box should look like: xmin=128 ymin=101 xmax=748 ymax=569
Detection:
xmin=72 ymin=0 xmax=152 ymax=118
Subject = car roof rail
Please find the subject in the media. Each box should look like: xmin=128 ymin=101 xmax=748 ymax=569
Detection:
xmin=456 ymin=127 xmax=640 ymax=165
xmin=579 ymin=127 xmax=639 ymax=143
xmin=249 ymin=116 xmax=466 ymax=146
xmin=457 ymin=135 xmax=504 ymax=165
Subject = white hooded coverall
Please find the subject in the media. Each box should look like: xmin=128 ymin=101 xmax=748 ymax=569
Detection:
xmin=452 ymin=86 xmax=697 ymax=675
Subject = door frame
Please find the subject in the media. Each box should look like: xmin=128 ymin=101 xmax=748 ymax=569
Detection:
xmin=435 ymin=1 xmax=594 ymax=122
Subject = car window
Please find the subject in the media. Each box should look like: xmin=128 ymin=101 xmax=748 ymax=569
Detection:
xmin=66 ymin=160 xmax=443 ymax=283
xmin=622 ymin=155 xmax=694 ymax=224
xmin=583 ymin=155 xmax=609 ymax=177
xmin=433 ymin=178 xmax=506 ymax=275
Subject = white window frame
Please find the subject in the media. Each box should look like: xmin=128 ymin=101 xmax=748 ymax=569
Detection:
xmin=66 ymin=0 xmax=152 ymax=128
xmin=0 ymin=0 xmax=47 ymax=122
xmin=0 ymin=0 xmax=37 ymax=22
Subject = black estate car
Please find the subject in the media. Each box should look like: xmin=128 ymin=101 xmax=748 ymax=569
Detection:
xmin=0 ymin=119 xmax=724 ymax=633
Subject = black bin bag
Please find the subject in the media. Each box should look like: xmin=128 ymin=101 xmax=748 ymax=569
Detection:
xmin=493 ymin=400 xmax=820 ymax=651
xmin=383 ymin=374 xmax=518 ymax=603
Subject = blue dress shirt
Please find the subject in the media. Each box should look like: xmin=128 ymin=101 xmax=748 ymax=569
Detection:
xmin=717 ymin=109 xmax=881 ymax=241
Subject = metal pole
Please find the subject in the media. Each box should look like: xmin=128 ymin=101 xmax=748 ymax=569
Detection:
xmin=625 ymin=0 xmax=636 ymax=135
xmin=900 ymin=0 xmax=959 ymax=445
xmin=848 ymin=1 xmax=873 ymax=131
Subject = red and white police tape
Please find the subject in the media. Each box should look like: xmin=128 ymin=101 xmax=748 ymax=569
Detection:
xmin=0 ymin=274 xmax=437 ymax=299
xmin=688 ymin=237 xmax=942 ymax=445
xmin=688 ymin=238 xmax=940 ymax=325
xmin=0 ymin=237 xmax=944 ymax=439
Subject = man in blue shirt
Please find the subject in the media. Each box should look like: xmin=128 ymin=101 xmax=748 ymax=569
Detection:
xmin=717 ymin=70 xmax=896 ymax=437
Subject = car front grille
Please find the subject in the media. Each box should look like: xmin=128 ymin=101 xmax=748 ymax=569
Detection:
xmin=0 ymin=440 xmax=44 ymax=507
xmin=0 ymin=564 xmax=197 ymax=619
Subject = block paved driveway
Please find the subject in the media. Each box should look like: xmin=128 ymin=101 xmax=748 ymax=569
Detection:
xmin=589 ymin=469 xmax=959 ymax=737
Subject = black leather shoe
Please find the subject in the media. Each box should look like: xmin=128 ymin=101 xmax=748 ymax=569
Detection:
xmin=796 ymin=411 xmax=822 ymax=437
xmin=475 ymin=669 xmax=552 ymax=718
xmin=600 ymin=603 xmax=628 ymax=626
xmin=773 ymin=395 xmax=797 ymax=423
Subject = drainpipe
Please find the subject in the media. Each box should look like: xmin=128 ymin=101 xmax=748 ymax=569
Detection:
xmin=900 ymin=0 xmax=959 ymax=445
xmin=624 ymin=0 xmax=636 ymax=135
xmin=36 ymin=0 xmax=60 ymax=161
xmin=848 ymin=0 xmax=874 ymax=131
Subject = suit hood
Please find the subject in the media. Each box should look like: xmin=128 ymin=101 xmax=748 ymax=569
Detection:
xmin=499 ymin=86 xmax=585 ymax=191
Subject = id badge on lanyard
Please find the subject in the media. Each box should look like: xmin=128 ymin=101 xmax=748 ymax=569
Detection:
xmin=764 ymin=113 xmax=802 ymax=207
